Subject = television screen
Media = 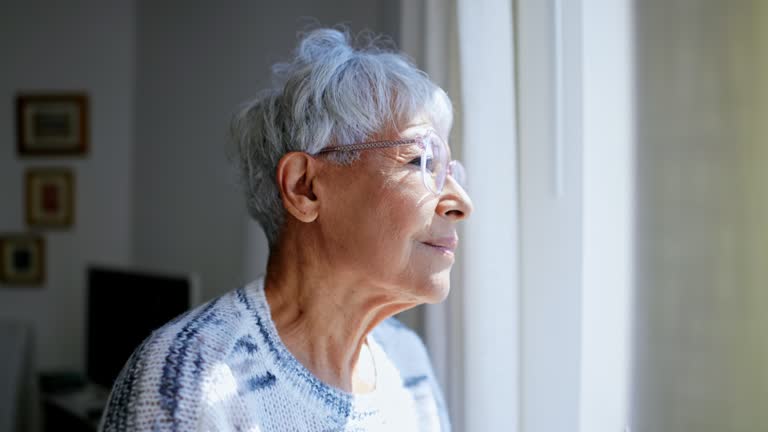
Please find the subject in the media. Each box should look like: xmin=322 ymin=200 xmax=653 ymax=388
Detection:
xmin=86 ymin=265 xmax=200 ymax=390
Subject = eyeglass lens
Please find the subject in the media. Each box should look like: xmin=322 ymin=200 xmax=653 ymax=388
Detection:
xmin=419 ymin=131 xmax=468 ymax=195
xmin=420 ymin=133 xmax=445 ymax=194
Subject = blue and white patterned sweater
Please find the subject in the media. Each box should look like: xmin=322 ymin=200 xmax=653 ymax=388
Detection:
xmin=99 ymin=277 xmax=450 ymax=431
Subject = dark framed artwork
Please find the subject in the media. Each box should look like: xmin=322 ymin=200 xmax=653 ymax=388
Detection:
xmin=16 ymin=93 xmax=89 ymax=156
xmin=26 ymin=167 xmax=75 ymax=228
xmin=0 ymin=234 xmax=45 ymax=285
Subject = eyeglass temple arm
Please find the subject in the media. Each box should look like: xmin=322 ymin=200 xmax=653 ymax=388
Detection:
xmin=317 ymin=138 xmax=420 ymax=154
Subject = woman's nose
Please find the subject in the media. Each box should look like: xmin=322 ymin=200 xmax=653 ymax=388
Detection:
xmin=436 ymin=177 xmax=474 ymax=221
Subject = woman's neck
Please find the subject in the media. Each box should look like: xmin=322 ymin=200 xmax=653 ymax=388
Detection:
xmin=263 ymin=236 xmax=417 ymax=393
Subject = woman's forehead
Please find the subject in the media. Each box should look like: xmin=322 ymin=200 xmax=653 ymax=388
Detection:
xmin=399 ymin=118 xmax=435 ymax=138
xmin=398 ymin=119 xmax=450 ymax=146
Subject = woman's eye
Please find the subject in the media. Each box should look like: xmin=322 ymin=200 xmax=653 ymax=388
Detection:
xmin=408 ymin=156 xmax=433 ymax=167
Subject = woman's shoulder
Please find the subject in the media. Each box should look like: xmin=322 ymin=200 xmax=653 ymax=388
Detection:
xmin=99 ymin=286 xmax=256 ymax=430
xmin=137 ymin=287 xmax=249 ymax=363
xmin=115 ymin=289 xmax=239 ymax=359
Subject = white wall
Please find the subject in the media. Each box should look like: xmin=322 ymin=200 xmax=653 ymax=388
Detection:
xmin=134 ymin=0 xmax=400 ymax=302
xmin=633 ymin=1 xmax=768 ymax=430
xmin=0 ymin=0 xmax=135 ymax=371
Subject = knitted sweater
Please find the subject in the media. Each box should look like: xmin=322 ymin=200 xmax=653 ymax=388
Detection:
xmin=98 ymin=277 xmax=450 ymax=431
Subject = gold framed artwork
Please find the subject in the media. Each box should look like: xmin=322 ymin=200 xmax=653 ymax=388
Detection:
xmin=0 ymin=234 xmax=45 ymax=285
xmin=16 ymin=93 xmax=89 ymax=156
xmin=26 ymin=167 xmax=75 ymax=228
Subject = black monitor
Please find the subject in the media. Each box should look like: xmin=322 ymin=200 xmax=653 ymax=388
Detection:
xmin=86 ymin=265 xmax=200 ymax=390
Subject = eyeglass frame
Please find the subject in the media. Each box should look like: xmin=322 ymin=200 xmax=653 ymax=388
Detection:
xmin=315 ymin=129 xmax=466 ymax=196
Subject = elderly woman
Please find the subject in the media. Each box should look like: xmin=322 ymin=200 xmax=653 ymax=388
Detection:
xmin=100 ymin=28 xmax=472 ymax=432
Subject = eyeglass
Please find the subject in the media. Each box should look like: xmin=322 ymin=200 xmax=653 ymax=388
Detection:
xmin=316 ymin=129 xmax=467 ymax=196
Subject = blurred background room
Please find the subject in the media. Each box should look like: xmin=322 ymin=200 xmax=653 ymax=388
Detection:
xmin=1 ymin=0 xmax=766 ymax=431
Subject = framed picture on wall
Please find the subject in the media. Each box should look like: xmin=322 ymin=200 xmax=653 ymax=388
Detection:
xmin=26 ymin=167 xmax=75 ymax=228
xmin=0 ymin=234 xmax=45 ymax=285
xmin=16 ymin=93 xmax=89 ymax=156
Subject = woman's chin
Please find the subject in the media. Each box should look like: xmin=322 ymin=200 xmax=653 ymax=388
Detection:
xmin=424 ymin=286 xmax=451 ymax=304
xmin=415 ymin=273 xmax=452 ymax=304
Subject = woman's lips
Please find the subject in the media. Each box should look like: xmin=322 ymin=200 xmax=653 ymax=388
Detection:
xmin=422 ymin=236 xmax=458 ymax=254
xmin=424 ymin=244 xmax=455 ymax=256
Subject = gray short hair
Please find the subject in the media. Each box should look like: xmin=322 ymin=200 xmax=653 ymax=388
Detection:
xmin=231 ymin=28 xmax=453 ymax=246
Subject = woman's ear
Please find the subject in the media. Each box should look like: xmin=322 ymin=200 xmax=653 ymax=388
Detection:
xmin=276 ymin=152 xmax=319 ymax=223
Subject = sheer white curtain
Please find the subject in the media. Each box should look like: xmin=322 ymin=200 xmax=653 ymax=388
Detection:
xmin=401 ymin=1 xmax=520 ymax=430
